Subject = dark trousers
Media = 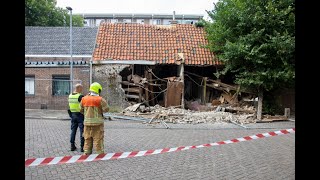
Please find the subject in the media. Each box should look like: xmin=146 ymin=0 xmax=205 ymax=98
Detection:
xmin=70 ymin=112 xmax=84 ymax=147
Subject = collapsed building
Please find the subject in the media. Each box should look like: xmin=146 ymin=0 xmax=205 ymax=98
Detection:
xmin=91 ymin=22 xmax=233 ymax=109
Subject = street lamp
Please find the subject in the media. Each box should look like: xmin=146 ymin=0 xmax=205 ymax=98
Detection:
xmin=66 ymin=6 xmax=73 ymax=93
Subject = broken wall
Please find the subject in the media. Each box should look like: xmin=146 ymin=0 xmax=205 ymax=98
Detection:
xmin=93 ymin=64 xmax=130 ymax=111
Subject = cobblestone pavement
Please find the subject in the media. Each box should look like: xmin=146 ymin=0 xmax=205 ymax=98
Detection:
xmin=25 ymin=110 xmax=295 ymax=180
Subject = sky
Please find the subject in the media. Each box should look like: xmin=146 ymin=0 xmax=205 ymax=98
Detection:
xmin=56 ymin=0 xmax=218 ymax=20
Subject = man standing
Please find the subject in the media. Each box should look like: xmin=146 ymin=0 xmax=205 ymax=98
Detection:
xmin=68 ymin=83 xmax=85 ymax=152
xmin=80 ymin=82 xmax=109 ymax=155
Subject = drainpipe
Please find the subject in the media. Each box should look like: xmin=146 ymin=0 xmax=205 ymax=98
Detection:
xmin=89 ymin=58 xmax=93 ymax=85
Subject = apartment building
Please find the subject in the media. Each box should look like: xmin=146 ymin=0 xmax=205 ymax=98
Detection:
xmin=77 ymin=13 xmax=203 ymax=27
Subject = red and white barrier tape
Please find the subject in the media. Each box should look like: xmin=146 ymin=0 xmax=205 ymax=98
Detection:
xmin=25 ymin=128 xmax=295 ymax=167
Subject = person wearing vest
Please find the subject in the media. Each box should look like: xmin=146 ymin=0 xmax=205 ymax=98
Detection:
xmin=68 ymin=83 xmax=85 ymax=152
xmin=80 ymin=82 xmax=109 ymax=155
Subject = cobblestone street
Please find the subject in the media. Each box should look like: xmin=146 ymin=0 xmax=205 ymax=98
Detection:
xmin=25 ymin=110 xmax=295 ymax=180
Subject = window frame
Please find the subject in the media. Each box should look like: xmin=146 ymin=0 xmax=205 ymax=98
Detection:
xmin=123 ymin=19 xmax=132 ymax=23
xmin=52 ymin=75 xmax=70 ymax=96
xmin=152 ymin=19 xmax=161 ymax=25
xmin=25 ymin=76 xmax=35 ymax=96
xmin=136 ymin=19 xmax=145 ymax=24
xmin=111 ymin=19 xmax=118 ymax=23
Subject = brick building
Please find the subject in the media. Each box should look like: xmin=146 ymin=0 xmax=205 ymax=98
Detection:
xmin=25 ymin=26 xmax=98 ymax=110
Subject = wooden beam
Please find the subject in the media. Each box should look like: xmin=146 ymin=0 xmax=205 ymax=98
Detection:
xmin=284 ymin=108 xmax=290 ymax=118
xmin=179 ymin=59 xmax=185 ymax=109
xmin=202 ymin=77 xmax=207 ymax=104
xmin=144 ymin=70 xmax=149 ymax=106
xmin=125 ymin=94 xmax=140 ymax=99
xmin=123 ymin=87 xmax=141 ymax=93
xmin=148 ymin=72 xmax=155 ymax=106
xmin=121 ymin=81 xmax=142 ymax=87
xmin=185 ymin=71 xmax=255 ymax=94
xmin=225 ymin=107 xmax=255 ymax=114
xmin=184 ymin=71 xmax=202 ymax=78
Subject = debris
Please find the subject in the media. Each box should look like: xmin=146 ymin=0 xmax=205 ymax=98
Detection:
xmin=185 ymin=100 xmax=212 ymax=111
xmin=211 ymin=99 xmax=221 ymax=106
xmin=225 ymin=107 xmax=255 ymax=114
xmin=127 ymin=74 xmax=143 ymax=84
xmin=257 ymin=115 xmax=288 ymax=123
xmin=123 ymin=103 xmax=256 ymax=125
xmin=103 ymin=113 xmax=149 ymax=122
xmin=221 ymin=93 xmax=238 ymax=104
xmin=124 ymin=103 xmax=143 ymax=112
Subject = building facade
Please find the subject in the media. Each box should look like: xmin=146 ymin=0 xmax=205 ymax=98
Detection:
xmin=25 ymin=27 xmax=98 ymax=110
xmin=77 ymin=13 xmax=203 ymax=27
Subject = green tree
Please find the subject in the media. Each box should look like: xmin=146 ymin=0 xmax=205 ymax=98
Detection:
xmin=25 ymin=0 xmax=83 ymax=27
xmin=204 ymin=0 xmax=295 ymax=120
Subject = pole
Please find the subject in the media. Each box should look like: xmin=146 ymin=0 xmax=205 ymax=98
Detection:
xmin=257 ymin=88 xmax=263 ymax=121
xmin=180 ymin=63 xmax=184 ymax=109
xmin=202 ymin=77 xmax=207 ymax=104
xmin=178 ymin=53 xmax=185 ymax=109
xmin=179 ymin=62 xmax=185 ymax=109
xmin=89 ymin=59 xmax=92 ymax=85
xmin=69 ymin=9 xmax=73 ymax=93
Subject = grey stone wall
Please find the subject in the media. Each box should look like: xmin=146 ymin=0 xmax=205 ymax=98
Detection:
xmin=93 ymin=64 xmax=130 ymax=111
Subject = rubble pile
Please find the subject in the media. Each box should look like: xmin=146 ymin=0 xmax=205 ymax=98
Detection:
xmin=120 ymin=73 xmax=289 ymax=124
xmin=122 ymin=103 xmax=256 ymax=125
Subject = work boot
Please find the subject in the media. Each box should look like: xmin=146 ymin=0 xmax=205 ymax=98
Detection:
xmin=71 ymin=143 xmax=77 ymax=151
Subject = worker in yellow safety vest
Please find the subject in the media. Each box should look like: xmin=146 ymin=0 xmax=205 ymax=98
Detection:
xmin=68 ymin=83 xmax=85 ymax=152
xmin=80 ymin=82 xmax=109 ymax=155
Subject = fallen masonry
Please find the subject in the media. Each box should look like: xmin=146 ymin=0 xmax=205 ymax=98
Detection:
xmin=121 ymin=104 xmax=256 ymax=125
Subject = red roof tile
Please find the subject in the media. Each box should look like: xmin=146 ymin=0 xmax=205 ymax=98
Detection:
xmin=93 ymin=23 xmax=219 ymax=65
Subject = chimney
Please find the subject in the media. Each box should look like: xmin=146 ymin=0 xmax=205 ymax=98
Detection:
xmin=173 ymin=11 xmax=175 ymax=20
xmin=171 ymin=11 xmax=178 ymax=25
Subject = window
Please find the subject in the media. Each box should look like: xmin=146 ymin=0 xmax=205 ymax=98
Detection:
xmin=95 ymin=19 xmax=104 ymax=26
xmin=163 ymin=19 xmax=171 ymax=25
xmin=123 ymin=19 xmax=132 ymax=23
xmin=184 ymin=20 xmax=196 ymax=24
xmin=136 ymin=19 xmax=144 ymax=24
xmin=25 ymin=76 xmax=35 ymax=95
xmin=111 ymin=19 xmax=118 ymax=23
xmin=52 ymin=75 xmax=70 ymax=96
xmin=151 ymin=19 xmax=161 ymax=25
xmin=83 ymin=20 xmax=89 ymax=27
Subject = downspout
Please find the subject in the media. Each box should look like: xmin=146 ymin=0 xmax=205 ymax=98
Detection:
xmin=90 ymin=24 xmax=101 ymax=85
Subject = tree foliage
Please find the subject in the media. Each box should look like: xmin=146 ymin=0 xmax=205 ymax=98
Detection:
xmin=204 ymin=0 xmax=295 ymax=93
xmin=25 ymin=0 xmax=83 ymax=27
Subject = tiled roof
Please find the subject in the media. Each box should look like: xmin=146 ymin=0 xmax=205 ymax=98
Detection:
xmin=93 ymin=23 xmax=220 ymax=65
xmin=25 ymin=26 xmax=98 ymax=55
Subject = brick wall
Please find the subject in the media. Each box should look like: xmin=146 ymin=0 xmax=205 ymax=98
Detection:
xmin=25 ymin=65 xmax=90 ymax=110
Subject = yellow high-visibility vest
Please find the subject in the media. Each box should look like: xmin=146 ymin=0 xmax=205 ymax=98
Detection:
xmin=68 ymin=93 xmax=81 ymax=112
